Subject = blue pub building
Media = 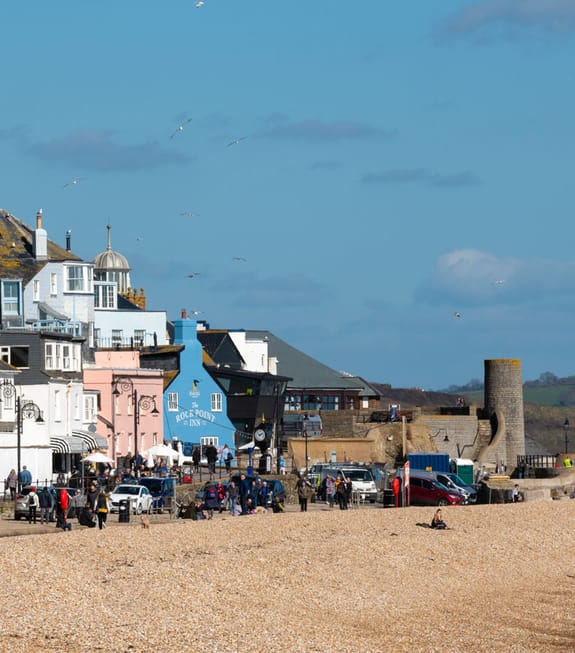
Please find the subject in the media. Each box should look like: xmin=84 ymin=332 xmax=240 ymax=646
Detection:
xmin=163 ymin=317 xmax=235 ymax=463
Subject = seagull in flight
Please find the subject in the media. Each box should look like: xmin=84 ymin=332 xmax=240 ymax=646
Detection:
xmin=493 ymin=279 xmax=506 ymax=286
xmin=185 ymin=273 xmax=201 ymax=278
xmin=454 ymin=311 xmax=462 ymax=319
xmin=180 ymin=211 xmax=200 ymax=217
xmin=195 ymin=1 xmax=205 ymax=6
xmin=170 ymin=118 xmax=193 ymax=139
xmin=189 ymin=309 xmax=203 ymax=315
xmin=63 ymin=177 xmax=85 ymax=188
xmin=227 ymin=136 xmax=247 ymax=147
xmin=232 ymin=256 xmax=247 ymax=262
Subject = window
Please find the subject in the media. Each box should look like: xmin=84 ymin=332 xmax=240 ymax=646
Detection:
xmin=45 ymin=342 xmax=68 ymax=370
xmin=94 ymin=282 xmax=116 ymax=309
xmin=201 ymin=436 xmax=219 ymax=448
xmin=1 ymin=280 xmax=21 ymax=315
xmin=0 ymin=346 xmax=29 ymax=368
xmin=211 ymin=392 xmax=222 ymax=412
xmin=167 ymin=392 xmax=179 ymax=411
xmin=84 ymin=395 xmax=97 ymax=422
xmin=62 ymin=345 xmax=71 ymax=369
xmin=133 ymin=330 xmax=145 ymax=345
xmin=33 ymin=280 xmax=40 ymax=301
xmin=111 ymin=330 xmax=123 ymax=346
xmin=65 ymin=265 xmax=92 ymax=293
xmin=45 ymin=343 xmax=54 ymax=369
xmin=50 ymin=273 xmax=57 ymax=295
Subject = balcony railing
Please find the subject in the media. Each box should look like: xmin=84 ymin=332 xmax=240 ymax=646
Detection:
xmin=30 ymin=319 xmax=83 ymax=336
xmin=94 ymin=334 xmax=158 ymax=349
xmin=3 ymin=318 xmax=83 ymax=336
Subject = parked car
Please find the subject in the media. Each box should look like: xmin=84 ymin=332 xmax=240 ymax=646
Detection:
xmin=14 ymin=486 xmax=80 ymax=521
xmin=137 ymin=477 xmax=176 ymax=513
xmin=434 ymin=472 xmax=478 ymax=505
xmin=109 ymin=484 xmax=153 ymax=514
xmin=313 ymin=466 xmax=378 ymax=503
xmin=408 ymin=471 xmax=463 ymax=507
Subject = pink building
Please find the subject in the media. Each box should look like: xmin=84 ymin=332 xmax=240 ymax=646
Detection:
xmin=83 ymin=351 xmax=164 ymax=467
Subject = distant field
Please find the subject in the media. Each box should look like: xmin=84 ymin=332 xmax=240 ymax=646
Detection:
xmin=465 ymin=384 xmax=575 ymax=408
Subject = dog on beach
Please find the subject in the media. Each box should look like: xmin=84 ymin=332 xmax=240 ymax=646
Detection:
xmin=140 ymin=515 xmax=150 ymax=529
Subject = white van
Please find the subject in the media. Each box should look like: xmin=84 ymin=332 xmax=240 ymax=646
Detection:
xmin=317 ymin=466 xmax=377 ymax=503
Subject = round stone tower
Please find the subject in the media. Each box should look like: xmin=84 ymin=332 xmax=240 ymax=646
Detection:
xmin=484 ymin=358 xmax=525 ymax=472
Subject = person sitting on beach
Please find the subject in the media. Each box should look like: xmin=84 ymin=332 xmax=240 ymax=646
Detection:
xmin=431 ymin=508 xmax=447 ymax=529
xmin=512 ymin=484 xmax=523 ymax=502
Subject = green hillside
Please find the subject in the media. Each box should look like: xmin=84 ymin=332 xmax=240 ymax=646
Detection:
xmin=463 ymin=384 xmax=575 ymax=408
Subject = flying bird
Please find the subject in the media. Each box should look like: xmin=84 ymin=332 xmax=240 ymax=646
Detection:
xmin=453 ymin=311 xmax=462 ymax=319
xmin=227 ymin=136 xmax=247 ymax=147
xmin=185 ymin=273 xmax=201 ymax=278
xmin=170 ymin=117 xmax=193 ymax=139
xmin=189 ymin=310 xmax=203 ymax=315
xmin=195 ymin=1 xmax=205 ymax=6
xmin=63 ymin=177 xmax=85 ymax=188
xmin=232 ymin=256 xmax=247 ymax=262
xmin=493 ymin=279 xmax=506 ymax=286
xmin=180 ymin=211 xmax=200 ymax=217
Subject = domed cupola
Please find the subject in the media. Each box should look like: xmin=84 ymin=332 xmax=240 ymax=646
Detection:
xmin=93 ymin=224 xmax=131 ymax=293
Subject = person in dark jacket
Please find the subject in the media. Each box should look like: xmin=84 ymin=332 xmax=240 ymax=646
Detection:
xmin=238 ymin=473 xmax=250 ymax=515
xmin=205 ymin=444 xmax=218 ymax=479
xmin=86 ymin=481 xmax=99 ymax=512
xmin=78 ymin=505 xmax=96 ymax=528
xmin=296 ymin=476 xmax=312 ymax=512
xmin=192 ymin=447 xmax=201 ymax=473
xmin=203 ymin=482 xmax=219 ymax=520
xmin=38 ymin=488 xmax=54 ymax=524
xmin=96 ymin=491 xmax=109 ymax=530
xmin=226 ymin=481 xmax=238 ymax=516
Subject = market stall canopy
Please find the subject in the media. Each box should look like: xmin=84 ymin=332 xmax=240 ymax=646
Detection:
xmin=82 ymin=452 xmax=114 ymax=464
xmin=144 ymin=444 xmax=180 ymax=462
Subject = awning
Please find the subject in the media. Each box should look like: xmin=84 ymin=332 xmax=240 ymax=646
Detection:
xmin=73 ymin=429 xmax=108 ymax=451
xmin=238 ymin=440 xmax=256 ymax=451
xmin=50 ymin=436 xmax=86 ymax=454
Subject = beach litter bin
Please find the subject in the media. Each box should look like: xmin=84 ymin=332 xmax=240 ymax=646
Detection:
xmin=118 ymin=499 xmax=130 ymax=523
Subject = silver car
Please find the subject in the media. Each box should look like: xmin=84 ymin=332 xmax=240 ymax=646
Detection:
xmin=435 ymin=472 xmax=478 ymax=504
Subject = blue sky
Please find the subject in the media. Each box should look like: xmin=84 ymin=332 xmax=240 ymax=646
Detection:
xmin=2 ymin=0 xmax=575 ymax=390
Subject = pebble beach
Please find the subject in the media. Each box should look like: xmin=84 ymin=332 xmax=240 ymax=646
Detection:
xmin=0 ymin=500 xmax=573 ymax=652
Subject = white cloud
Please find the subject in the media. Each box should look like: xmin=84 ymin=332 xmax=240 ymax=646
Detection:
xmin=439 ymin=0 xmax=575 ymax=41
xmin=415 ymin=248 xmax=575 ymax=305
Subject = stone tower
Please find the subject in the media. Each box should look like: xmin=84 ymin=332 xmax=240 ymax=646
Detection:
xmin=483 ymin=358 xmax=525 ymax=472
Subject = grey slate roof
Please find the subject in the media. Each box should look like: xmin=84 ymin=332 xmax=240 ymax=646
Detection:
xmin=246 ymin=330 xmax=376 ymax=395
xmin=0 ymin=209 xmax=82 ymax=285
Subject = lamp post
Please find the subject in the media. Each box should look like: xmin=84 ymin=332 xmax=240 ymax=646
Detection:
xmin=0 ymin=382 xmax=43 ymax=499
xmin=302 ymin=414 xmax=309 ymax=475
xmin=563 ymin=419 xmax=569 ymax=454
xmin=113 ymin=377 xmax=159 ymax=475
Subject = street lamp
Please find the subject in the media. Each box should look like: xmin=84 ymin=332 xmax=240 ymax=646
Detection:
xmin=0 ymin=382 xmax=43 ymax=497
xmin=113 ymin=377 xmax=159 ymax=474
xmin=563 ymin=419 xmax=569 ymax=454
xmin=302 ymin=414 xmax=309 ymax=475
